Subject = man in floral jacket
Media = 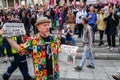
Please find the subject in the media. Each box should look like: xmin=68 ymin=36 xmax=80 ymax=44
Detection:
xmin=0 ymin=17 xmax=60 ymax=80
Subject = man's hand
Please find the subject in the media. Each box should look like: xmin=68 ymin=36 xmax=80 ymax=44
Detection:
xmin=0 ymin=29 xmax=4 ymax=35
xmin=86 ymin=47 xmax=91 ymax=51
xmin=88 ymin=15 xmax=92 ymax=19
xmin=106 ymin=14 xmax=110 ymax=18
xmin=5 ymin=56 xmax=8 ymax=61
xmin=112 ymin=15 xmax=115 ymax=20
xmin=67 ymin=29 xmax=70 ymax=33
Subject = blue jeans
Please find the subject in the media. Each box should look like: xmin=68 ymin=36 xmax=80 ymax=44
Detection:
xmin=65 ymin=37 xmax=76 ymax=45
xmin=79 ymin=46 xmax=94 ymax=68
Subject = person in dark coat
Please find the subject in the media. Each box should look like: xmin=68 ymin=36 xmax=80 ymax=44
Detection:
xmin=22 ymin=12 xmax=31 ymax=36
xmin=104 ymin=7 xmax=119 ymax=51
xmin=2 ymin=13 xmax=33 ymax=80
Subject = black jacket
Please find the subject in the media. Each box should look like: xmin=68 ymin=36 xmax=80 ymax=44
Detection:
xmin=104 ymin=13 xmax=119 ymax=35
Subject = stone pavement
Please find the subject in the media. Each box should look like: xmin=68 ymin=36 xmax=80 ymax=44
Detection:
xmin=0 ymin=58 xmax=120 ymax=80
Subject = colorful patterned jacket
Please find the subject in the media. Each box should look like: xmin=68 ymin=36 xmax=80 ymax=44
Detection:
xmin=20 ymin=34 xmax=60 ymax=80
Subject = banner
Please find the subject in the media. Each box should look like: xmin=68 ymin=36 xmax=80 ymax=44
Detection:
xmin=106 ymin=0 xmax=118 ymax=4
xmin=112 ymin=0 xmax=118 ymax=4
xmin=2 ymin=23 xmax=26 ymax=37
xmin=59 ymin=45 xmax=78 ymax=64
xmin=86 ymin=0 xmax=97 ymax=4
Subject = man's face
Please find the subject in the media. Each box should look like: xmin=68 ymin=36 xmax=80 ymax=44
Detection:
xmin=7 ymin=15 xmax=12 ymax=20
xmin=79 ymin=7 xmax=82 ymax=11
xmin=46 ymin=12 xmax=50 ymax=16
xmin=60 ymin=8 xmax=62 ymax=11
xmin=90 ymin=6 xmax=94 ymax=12
xmin=37 ymin=22 xmax=50 ymax=36
xmin=100 ymin=9 xmax=104 ymax=14
xmin=82 ymin=20 xmax=85 ymax=25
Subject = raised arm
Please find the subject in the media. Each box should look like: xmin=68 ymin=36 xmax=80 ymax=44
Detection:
xmin=0 ymin=29 xmax=20 ymax=52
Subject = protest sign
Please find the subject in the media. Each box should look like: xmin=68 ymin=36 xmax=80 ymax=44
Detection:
xmin=86 ymin=0 xmax=97 ymax=4
xmin=59 ymin=45 xmax=79 ymax=64
xmin=2 ymin=23 xmax=26 ymax=37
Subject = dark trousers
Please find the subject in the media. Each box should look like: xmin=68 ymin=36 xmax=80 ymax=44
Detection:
xmin=99 ymin=30 xmax=104 ymax=43
xmin=107 ymin=34 xmax=116 ymax=47
xmin=0 ymin=46 xmax=4 ymax=56
xmin=89 ymin=24 xmax=96 ymax=43
xmin=3 ymin=55 xmax=31 ymax=80
xmin=77 ymin=24 xmax=83 ymax=38
xmin=74 ymin=25 xmax=78 ymax=34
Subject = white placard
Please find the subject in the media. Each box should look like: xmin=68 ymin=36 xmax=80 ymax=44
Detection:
xmin=59 ymin=45 xmax=79 ymax=64
xmin=2 ymin=23 xmax=26 ymax=37
xmin=99 ymin=0 xmax=106 ymax=3
xmin=86 ymin=0 xmax=97 ymax=4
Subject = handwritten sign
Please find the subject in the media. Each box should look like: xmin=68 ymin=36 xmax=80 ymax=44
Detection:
xmin=2 ymin=23 xmax=26 ymax=37
xmin=59 ymin=45 xmax=78 ymax=64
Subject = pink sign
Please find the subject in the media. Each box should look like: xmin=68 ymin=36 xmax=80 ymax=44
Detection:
xmin=106 ymin=0 xmax=118 ymax=4
xmin=112 ymin=0 xmax=118 ymax=4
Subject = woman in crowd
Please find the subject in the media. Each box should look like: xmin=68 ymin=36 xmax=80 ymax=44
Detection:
xmin=104 ymin=7 xmax=119 ymax=51
xmin=96 ymin=8 xmax=107 ymax=46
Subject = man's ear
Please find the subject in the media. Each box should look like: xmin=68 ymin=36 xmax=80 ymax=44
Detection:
xmin=37 ymin=28 xmax=40 ymax=32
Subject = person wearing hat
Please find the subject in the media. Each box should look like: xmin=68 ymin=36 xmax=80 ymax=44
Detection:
xmin=63 ymin=24 xmax=76 ymax=45
xmin=0 ymin=17 xmax=60 ymax=80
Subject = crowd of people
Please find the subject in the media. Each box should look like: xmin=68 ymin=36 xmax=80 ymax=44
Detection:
xmin=0 ymin=2 xmax=120 ymax=80
xmin=0 ymin=3 xmax=120 ymax=52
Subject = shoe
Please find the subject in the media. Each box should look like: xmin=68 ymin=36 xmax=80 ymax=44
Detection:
xmin=106 ymin=46 xmax=110 ymax=49
xmin=98 ymin=42 xmax=104 ymax=46
xmin=24 ymin=77 xmax=36 ymax=80
xmin=112 ymin=74 xmax=120 ymax=80
xmin=74 ymin=66 xmax=82 ymax=71
xmin=98 ymin=43 xmax=102 ymax=46
xmin=92 ymin=43 xmax=96 ymax=46
xmin=86 ymin=65 xmax=95 ymax=69
xmin=110 ymin=47 xmax=114 ymax=51
xmin=2 ymin=72 xmax=10 ymax=80
xmin=2 ymin=76 xmax=8 ymax=80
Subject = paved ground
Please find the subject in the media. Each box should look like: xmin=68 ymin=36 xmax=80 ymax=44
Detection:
xmin=0 ymin=58 xmax=120 ymax=80
xmin=0 ymin=31 xmax=120 ymax=80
